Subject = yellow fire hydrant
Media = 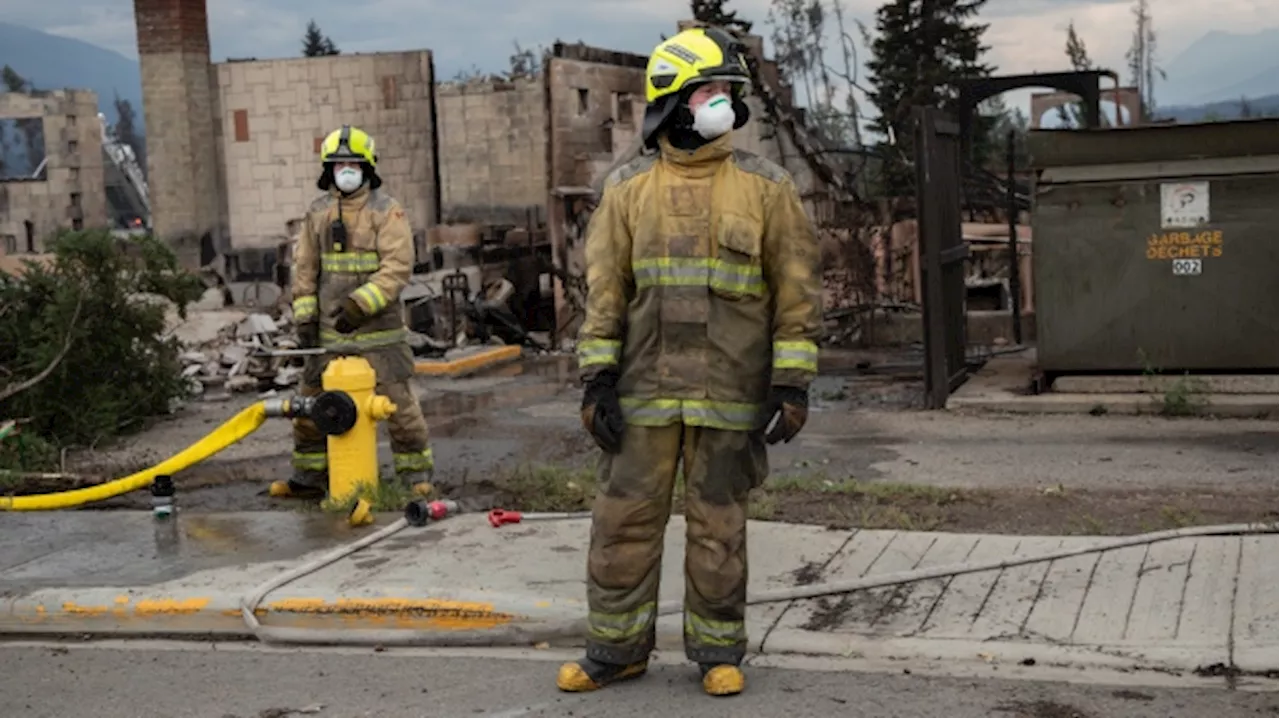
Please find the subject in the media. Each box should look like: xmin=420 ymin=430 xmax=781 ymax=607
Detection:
xmin=321 ymin=356 xmax=397 ymax=510
xmin=266 ymin=355 xmax=397 ymax=526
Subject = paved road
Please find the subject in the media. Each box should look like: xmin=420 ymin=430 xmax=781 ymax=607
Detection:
xmin=0 ymin=642 xmax=1273 ymax=718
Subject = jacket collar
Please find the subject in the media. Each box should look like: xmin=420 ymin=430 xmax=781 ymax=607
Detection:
xmin=657 ymin=132 xmax=734 ymax=178
xmin=333 ymin=184 xmax=371 ymax=211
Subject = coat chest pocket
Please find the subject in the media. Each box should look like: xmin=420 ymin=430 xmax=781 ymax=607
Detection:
xmin=712 ymin=213 xmax=765 ymax=299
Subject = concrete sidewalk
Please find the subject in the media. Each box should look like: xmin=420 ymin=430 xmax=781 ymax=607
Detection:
xmin=0 ymin=512 xmax=1274 ymax=677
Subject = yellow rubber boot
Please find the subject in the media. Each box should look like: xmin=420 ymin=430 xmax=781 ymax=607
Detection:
xmin=701 ymin=664 xmax=745 ymax=697
xmin=555 ymin=657 xmax=649 ymax=692
xmin=268 ymin=478 xmax=325 ymax=500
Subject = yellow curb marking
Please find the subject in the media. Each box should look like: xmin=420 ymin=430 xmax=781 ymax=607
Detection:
xmin=24 ymin=596 xmax=517 ymax=631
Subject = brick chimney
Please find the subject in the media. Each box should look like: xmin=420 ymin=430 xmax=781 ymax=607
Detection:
xmin=133 ymin=0 xmax=220 ymax=269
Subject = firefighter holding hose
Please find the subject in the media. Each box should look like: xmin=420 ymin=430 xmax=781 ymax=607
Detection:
xmin=559 ymin=27 xmax=823 ymax=697
xmin=272 ymin=125 xmax=435 ymax=500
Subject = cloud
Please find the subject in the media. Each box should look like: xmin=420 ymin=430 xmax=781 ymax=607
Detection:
xmin=14 ymin=0 xmax=1276 ymax=114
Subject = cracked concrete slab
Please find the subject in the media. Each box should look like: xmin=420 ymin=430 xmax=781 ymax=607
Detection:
xmin=0 ymin=512 xmax=1273 ymax=678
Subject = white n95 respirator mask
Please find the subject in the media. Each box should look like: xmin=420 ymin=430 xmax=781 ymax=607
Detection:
xmin=692 ymin=94 xmax=736 ymax=139
xmin=334 ymin=166 xmax=364 ymax=193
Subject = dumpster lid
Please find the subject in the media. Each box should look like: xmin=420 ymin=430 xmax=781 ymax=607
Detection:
xmin=1040 ymin=154 xmax=1279 ymax=184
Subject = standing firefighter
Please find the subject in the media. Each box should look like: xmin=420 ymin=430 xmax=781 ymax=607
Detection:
xmin=557 ymin=27 xmax=822 ymax=697
xmin=271 ymin=125 xmax=435 ymax=500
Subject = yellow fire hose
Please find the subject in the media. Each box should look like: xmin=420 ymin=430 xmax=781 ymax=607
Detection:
xmin=0 ymin=402 xmax=268 ymax=511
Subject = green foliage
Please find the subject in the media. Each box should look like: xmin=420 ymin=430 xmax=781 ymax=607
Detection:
xmin=302 ymin=20 xmax=340 ymax=57
xmin=864 ymin=0 xmax=994 ymax=196
xmin=1 ymin=64 xmax=31 ymax=92
xmin=0 ymin=427 xmax=58 ymax=478
xmin=0 ymin=230 xmax=205 ymax=467
xmin=691 ymin=0 xmax=754 ymax=33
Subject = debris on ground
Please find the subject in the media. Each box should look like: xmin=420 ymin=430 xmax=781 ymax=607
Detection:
xmin=167 ymin=270 xmax=564 ymax=401
xmin=171 ymin=305 xmax=303 ymax=400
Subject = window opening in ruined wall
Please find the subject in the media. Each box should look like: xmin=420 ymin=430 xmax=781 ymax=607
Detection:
xmin=23 ymin=220 xmax=34 ymax=252
xmin=614 ymin=93 xmax=635 ymax=127
xmin=599 ymin=120 xmax=614 ymax=153
xmin=577 ymin=88 xmax=589 ymax=116
xmin=234 ymin=110 xmax=250 ymax=142
xmin=0 ymin=117 xmax=47 ymax=181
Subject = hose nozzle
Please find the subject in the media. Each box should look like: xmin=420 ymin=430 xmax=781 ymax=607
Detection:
xmin=405 ymin=499 xmax=459 ymax=527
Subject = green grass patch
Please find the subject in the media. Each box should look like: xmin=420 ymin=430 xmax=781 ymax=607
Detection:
xmin=320 ymin=476 xmax=422 ymax=514
xmin=500 ymin=464 xmax=597 ymax=512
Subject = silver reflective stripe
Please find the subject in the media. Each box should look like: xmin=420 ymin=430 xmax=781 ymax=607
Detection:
xmin=618 ymin=398 xmax=761 ymax=431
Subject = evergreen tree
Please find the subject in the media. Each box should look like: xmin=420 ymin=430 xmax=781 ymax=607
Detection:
xmin=690 ymin=0 xmax=754 ymax=33
xmin=864 ymin=0 xmax=993 ymax=196
xmin=302 ymin=21 xmax=340 ymax=57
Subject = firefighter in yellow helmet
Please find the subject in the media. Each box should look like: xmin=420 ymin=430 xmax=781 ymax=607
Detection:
xmin=556 ymin=27 xmax=822 ymax=698
xmin=272 ymin=125 xmax=435 ymax=500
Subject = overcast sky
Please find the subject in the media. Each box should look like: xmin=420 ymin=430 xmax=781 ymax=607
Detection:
xmin=9 ymin=0 xmax=1276 ymax=116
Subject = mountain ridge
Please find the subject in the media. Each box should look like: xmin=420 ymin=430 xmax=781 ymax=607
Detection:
xmin=0 ymin=21 xmax=143 ymax=131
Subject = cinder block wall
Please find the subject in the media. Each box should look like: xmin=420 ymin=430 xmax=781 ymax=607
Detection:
xmin=436 ymin=78 xmax=547 ymax=225
xmin=133 ymin=0 xmax=220 ymax=268
xmin=212 ymin=51 xmax=438 ymax=249
xmin=0 ymin=90 xmax=107 ymax=252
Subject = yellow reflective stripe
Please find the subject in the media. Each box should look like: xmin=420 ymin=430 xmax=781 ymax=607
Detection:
xmin=321 ymin=251 xmax=381 ymax=273
xmin=292 ymin=295 xmax=318 ymax=321
xmin=393 ymin=449 xmax=434 ymax=473
xmin=352 ymin=282 xmax=390 ymax=314
xmin=578 ymin=338 xmax=622 ymax=367
xmin=587 ymin=602 xmax=656 ymax=642
xmin=291 ymin=451 xmax=327 ymax=470
xmin=618 ymin=397 xmax=761 ymax=431
xmin=632 ymin=257 xmax=765 ymax=296
xmin=320 ymin=327 xmax=407 ymax=350
xmin=773 ymin=340 xmax=818 ymax=372
xmin=684 ymin=611 xmax=746 ymax=647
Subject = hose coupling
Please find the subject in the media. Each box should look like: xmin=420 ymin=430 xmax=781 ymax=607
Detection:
xmin=405 ymin=498 xmax=460 ymax=527
xmin=263 ymin=391 xmax=359 ymax=436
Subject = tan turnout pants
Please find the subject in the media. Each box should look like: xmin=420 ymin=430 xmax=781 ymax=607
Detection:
xmin=585 ymin=422 xmax=767 ymax=666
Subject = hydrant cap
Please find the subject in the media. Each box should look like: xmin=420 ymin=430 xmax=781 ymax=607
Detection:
xmin=323 ymin=356 xmax=378 ymax=393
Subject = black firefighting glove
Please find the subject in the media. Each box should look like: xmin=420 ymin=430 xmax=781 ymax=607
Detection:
xmin=580 ymin=370 xmax=625 ymax=454
xmin=759 ymin=385 xmax=809 ymax=445
xmin=296 ymin=321 xmax=320 ymax=349
xmin=330 ymin=297 xmax=367 ymax=334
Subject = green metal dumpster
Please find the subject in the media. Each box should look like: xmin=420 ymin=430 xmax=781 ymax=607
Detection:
xmin=1028 ymin=119 xmax=1278 ymax=374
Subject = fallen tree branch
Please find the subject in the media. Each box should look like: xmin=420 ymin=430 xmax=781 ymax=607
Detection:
xmin=0 ymin=469 xmax=90 ymax=482
xmin=0 ymin=296 xmax=84 ymax=403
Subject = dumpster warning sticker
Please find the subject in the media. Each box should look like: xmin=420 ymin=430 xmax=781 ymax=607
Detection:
xmin=1160 ymin=181 xmax=1210 ymax=228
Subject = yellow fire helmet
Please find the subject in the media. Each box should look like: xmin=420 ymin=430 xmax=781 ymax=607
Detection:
xmin=641 ymin=26 xmax=752 ymax=148
xmin=317 ymin=124 xmax=382 ymax=190
xmin=319 ymin=125 xmax=377 ymax=167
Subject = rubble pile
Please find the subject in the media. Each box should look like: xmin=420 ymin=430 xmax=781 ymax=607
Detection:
xmin=175 ymin=308 xmax=304 ymax=400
